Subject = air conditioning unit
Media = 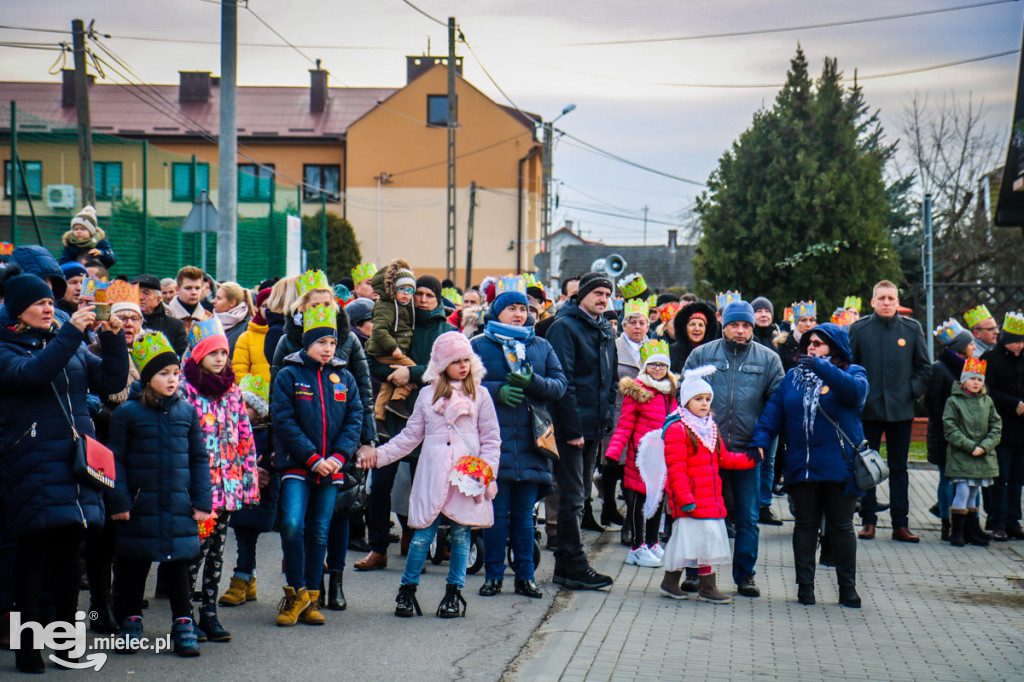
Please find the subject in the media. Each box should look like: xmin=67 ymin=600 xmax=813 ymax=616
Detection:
xmin=46 ymin=184 xmax=76 ymax=209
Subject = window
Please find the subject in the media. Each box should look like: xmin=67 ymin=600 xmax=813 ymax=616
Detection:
xmin=303 ymin=164 xmax=341 ymax=202
xmin=94 ymin=162 xmax=122 ymax=200
xmin=427 ymin=95 xmax=456 ymax=127
xmin=238 ymin=163 xmax=274 ymax=201
xmin=4 ymin=160 xmax=42 ymax=199
xmin=171 ymin=162 xmax=210 ymax=202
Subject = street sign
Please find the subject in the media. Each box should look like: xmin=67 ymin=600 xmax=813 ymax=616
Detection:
xmin=181 ymin=190 xmax=218 ymax=233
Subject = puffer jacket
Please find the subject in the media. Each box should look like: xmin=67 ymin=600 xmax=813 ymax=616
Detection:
xmin=669 ymin=301 xmax=719 ymax=373
xmin=924 ymin=350 xmax=966 ymax=465
xmin=60 ymin=229 xmax=116 ymax=269
xmin=684 ymin=336 xmax=784 ymax=451
xmin=233 ymin=319 xmax=271 ymax=385
xmin=943 ymin=383 xmax=1001 ymax=480
xmin=365 ymin=258 xmax=414 ymax=358
xmin=0 ymin=321 xmax=129 ymax=538
xmin=472 ymin=331 xmax=567 ymax=486
xmin=664 ymin=418 xmax=755 ymax=519
xmin=849 ymin=313 xmax=932 ymax=422
xmin=982 ymin=341 xmax=1024 ymax=446
xmin=107 ymin=384 xmax=213 ymax=562
xmin=606 ymin=374 xmax=678 ymax=494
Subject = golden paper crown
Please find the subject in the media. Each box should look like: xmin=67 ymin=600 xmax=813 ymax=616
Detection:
xmin=351 ymin=262 xmax=377 ymax=284
xmin=962 ymin=357 xmax=987 ymax=377
xmin=296 ymin=269 xmax=330 ymax=297
xmin=303 ymin=302 xmax=337 ymax=335
xmin=494 ymin=276 xmax=527 ymax=298
xmin=102 ymin=280 xmax=140 ymax=308
xmin=792 ymin=301 xmax=816 ymax=320
xmin=132 ymin=331 xmax=177 ymax=375
xmin=935 ymin=318 xmax=967 ymax=344
xmin=843 ymin=296 xmax=862 ymax=312
xmin=1003 ymin=311 xmax=1024 ymax=336
xmin=623 ymin=298 xmax=649 ymax=319
xmin=964 ymin=304 xmax=993 ymax=329
xmin=187 ymin=316 xmax=227 ymax=349
xmin=716 ymin=291 xmax=741 ymax=309
xmin=617 ymin=273 xmax=648 ymax=300
xmin=441 ymin=287 xmax=463 ymax=305
xmin=82 ymin=276 xmax=109 ymax=299
xmin=640 ymin=339 xmax=670 ymax=365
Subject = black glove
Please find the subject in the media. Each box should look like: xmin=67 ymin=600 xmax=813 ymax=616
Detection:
xmin=797 ymin=355 xmax=818 ymax=371
xmin=746 ymin=447 xmax=764 ymax=464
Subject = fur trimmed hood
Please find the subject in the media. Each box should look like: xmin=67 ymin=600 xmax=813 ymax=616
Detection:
xmin=619 ymin=373 xmax=677 ymax=402
xmin=372 ymin=257 xmax=413 ymax=301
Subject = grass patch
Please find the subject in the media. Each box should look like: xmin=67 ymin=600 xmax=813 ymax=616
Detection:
xmin=880 ymin=441 xmax=928 ymax=461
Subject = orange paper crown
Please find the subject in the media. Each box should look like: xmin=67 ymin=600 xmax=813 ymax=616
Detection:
xmin=962 ymin=357 xmax=987 ymax=377
xmin=452 ymin=455 xmax=494 ymax=485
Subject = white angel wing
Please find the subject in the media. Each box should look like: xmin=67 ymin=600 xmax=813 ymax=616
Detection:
xmin=636 ymin=430 xmax=667 ymax=519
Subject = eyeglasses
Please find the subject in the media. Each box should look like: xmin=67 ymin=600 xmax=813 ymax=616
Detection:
xmin=647 ymin=362 xmax=669 ymax=370
xmin=976 ymin=326 xmax=998 ymax=332
xmin=115 ymin=313 xmax=143 ymax=324
xmin=397 ymin=286 xmax=415 ymax=295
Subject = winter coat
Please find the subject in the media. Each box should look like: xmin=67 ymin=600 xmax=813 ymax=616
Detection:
xmin=615 ymin=334 xmax=643 ymax=382
xmin=684 ymin=336 xmax=784 ymax=451
xmin=472 ymin=331 xmax=567 ymax=487
xmin=263 ymin=311 xmax=285 ymax=368
xmin=272 ymin=305 xmax=376 ymax=445
xmin=773 ymin=331 xmax=801 ymax=372
xmin=924 ymin=350 xmax=966 ymax=465
xmin=222 ymin=315 xmax=251 ymax=358
xmin=374 ymin=369 xmax=502 ymax=529
xmin=233 ymin=319 xmax=271 ymax=385
xmin=143 ymin=303 xmax=187 ymax=356
xmin=87 ymin=342 xmax=140 ymax=444
xmin=943 ymin=383 xmax=1001 ymax=480
xmin=0 ymin=322 xmax=129 ymax=539
xmin=366 ymin=259 xmax=415 ymax=358
xmin=229 ymin=423 xmax=280 ymax=532
xmin=669 ymin=301 xmax=719 ymax=374
xmin=107 ymin=385 xmax=212 ymax=562
xmin=749 ymin=324 xmax=869 ymax=496
xmin=59 ymin=237 xmax=116 ymax=269
xmin=606 ymin=374 xmax=678 ymax=494
xmin=849 ymin=313 xmax=931 ymax=422
xmin=981 ymin=342 xmax=1024 ymax=447
xmin=664 ymin=418 xmax=755 ymax=519
xmin=546 ymin=298 xmax=618 ymax=441
xmin=271 ymin=351 xmax=363 ymax=482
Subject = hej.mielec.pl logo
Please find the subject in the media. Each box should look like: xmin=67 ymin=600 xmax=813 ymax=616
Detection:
xmin=9 ymin=610 xmax=110 ymax=670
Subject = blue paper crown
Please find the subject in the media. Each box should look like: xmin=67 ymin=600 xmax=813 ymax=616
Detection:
xmin=792 ymin=301 xmax=816 ymax=320
xmin=494 ymin=276 xmax=526 ymax=298
xmin=187 ymin=316 xmax=226 ymax=349
xmin=935 ymin=318 xmax=966 ymax=344
xmin=716 ymin=291 xmax=741 ymax=309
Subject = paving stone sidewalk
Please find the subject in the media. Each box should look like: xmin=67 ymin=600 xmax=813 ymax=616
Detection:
xmin=511 ymin=468 xmax=1024 ymax=682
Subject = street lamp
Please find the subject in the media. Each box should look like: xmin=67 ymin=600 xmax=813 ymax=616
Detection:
xmin=541 ymin=103 xmax=576 ymax=284
xmin=375 ymin=172 xmax=392 ymax=265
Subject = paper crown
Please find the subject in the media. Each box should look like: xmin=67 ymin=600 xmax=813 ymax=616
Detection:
xmin=659 ymin=301 xmax=681 ymax=323
xmin=441 ymin=287 xmax=463 ymax=306
xmin=522 ymin=272 xmax=539 ymax=289
xmin=1004 ymin=311 xmax=1024 ymax=336
xmin=646 ymin=294 xmax=659 ymax=309
xmin=350 ymin=262 xmax=377 ymax=284
xmin=792 ymin=301 xmax=816 ymax=320
xmin=452 ymin=455 xmax=494 ymax=485
xmin=82 ymin=276 xmax=109 ymax=299
xmin=783 ymin=306 xmax=795 ymax=324
xmin=187 ymin=316 xmax=227 ymax=350
xmin=962 ymin=357 xmax=987 ymax=377
xmin=0 ymin=242 xmax=12 ymax=257
xmin=618 ymin=273 xmax=648 ymax=300
xmin=831 ymin=310 xmax=857 ymax=327
xmin=640 ymin=339 xmax=670 ymax=365
xmin=843 ymin=296 xmax=862 ymax=312
xmin=303 ymin=302 xmax=337 ymax=335
xmin=101 ymin=280 xmax=140 ymax=307
xmin=131 ymin=331 xmax=177 ymax=375
xmin=623 ymin=298 xmax=649 ymax=319
xmin=612 ymin=298 xmax=624 ymax=312
xmin=964 ymin=304 xmax=993 ymax=329
xmin=493 ymin=276 xmax=527 ymax=298
xmin=296 ymin=269 xmax=330 ymax=297
xmin=935 ymin=318 xmax=967 ymax=344
xmin=238 ymin=374 xmax=270 ymax=417
xmin=716 ymin=291 xmax=742 ymax=309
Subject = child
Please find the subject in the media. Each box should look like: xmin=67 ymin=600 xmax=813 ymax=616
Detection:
xmin=359 ymin=331 xmax=501 ymax=618
xmin=108 ymin=331 xmax=212 ymax=657
xmin=653 ymin=366 xmax=760 ymax=603
xmin=943 ymin=357 xmax=1002 ymax=547
xmin=365 ymin=258 xmax=417 ymax=419
xmin=180 ymin=317 xmax=259 ymax=642
xmin=271 ymin=303 xmax=363 ymax=626
xmin=606 ymin=339 xmax=677 ymax=568
xmin=220 ymin=375 xmax=280 ymax=608
xmin=59 ymin=205 xmax=116 ymax=268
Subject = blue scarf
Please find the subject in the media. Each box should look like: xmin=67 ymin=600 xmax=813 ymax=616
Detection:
xmin=484 ymin=320 xmax=534 ymax=374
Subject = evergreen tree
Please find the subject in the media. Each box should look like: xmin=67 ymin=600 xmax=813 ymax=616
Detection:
xmin=302 ymin=210 xmax=362 ymax=284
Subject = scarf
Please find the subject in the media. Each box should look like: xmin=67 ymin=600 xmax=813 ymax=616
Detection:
xmin=637 ymin=372 xmax=672 ymax=395
xmin=216 ymin=301 xmax=249 ymax=331
xmin=64 ymin=227 xmax=105 ymax=250
xmin=183 ymin=356 xmax=237 ymax=399
xmin=793 ymin=358 xmax=829 ymax=442
xmin=484 ymin=320 xmax=534 ymax=374
xmin=678 ymin=406 xmax=718 ymax=452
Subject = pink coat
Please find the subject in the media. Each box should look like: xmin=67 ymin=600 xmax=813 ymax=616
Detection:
xmin=374 ymin=378 xmax=502 ymax=529
xmin=606 ymin=374 xmax=678 ymax=494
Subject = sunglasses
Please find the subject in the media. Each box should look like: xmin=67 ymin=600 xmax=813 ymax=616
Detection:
xmin=807 ymin=339 xmax=827 ymax=348
xmin=396 ymin=286 xmax=415 ymax=295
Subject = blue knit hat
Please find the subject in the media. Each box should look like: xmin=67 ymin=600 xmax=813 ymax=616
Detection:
xmin=722 ymin=300 xmax=755 ymax=327
xmin=60 ymin=261 xmax=88 ymax=280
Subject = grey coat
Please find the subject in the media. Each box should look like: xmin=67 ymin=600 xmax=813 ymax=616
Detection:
xmin=849 ymin=313 xmax=931 ymax=422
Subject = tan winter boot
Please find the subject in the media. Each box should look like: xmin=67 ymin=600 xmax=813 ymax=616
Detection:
xmin=245 ymin=576 xmax=257 ymax=601
xmin=697 ymin=572 xmax=732 ymax=604
xmin=659 ymin=571 xmax=687 ymax=600
xmin=299 ymin=590 xmax=326 ymax=625
xmin=276 ymin=587 xmax=311 ymax=627
xmin=219 ymin=577 xmax=249 ymax=607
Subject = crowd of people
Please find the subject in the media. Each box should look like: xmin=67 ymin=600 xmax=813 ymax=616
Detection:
xmin=1 ymin=206 xmax=1022 ymax=672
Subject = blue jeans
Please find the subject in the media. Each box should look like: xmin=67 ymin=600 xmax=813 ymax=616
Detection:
xmin=483 ymin=481 xmax=540 ymax=581
xmin=279 ymin=478 xmax=338 ymax=590
xmin=326 ymin=507 xmax=350 ymax=572
xmin=936 ymin=465 xmax=952 ymax=520
xmin=401 ymin=516 xmax=470 ymax=589
xmin=233 ymin=527 xmax=260 ymax=581
xmin=730 ymin=465 xmax=760 ymax=585
xmin=759 ymin=436 xmax=779 ymax=508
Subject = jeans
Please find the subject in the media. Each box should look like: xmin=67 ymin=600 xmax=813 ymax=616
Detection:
xmin=554 ymin=439 xmax=600 ymax=573
xmin=987 ymin=444 xmax=1024 ymax=531
xmin=861 ymin=420 xmax=912 ymax=527
xmin=233 ymin=527 xmax=260 ymax=580
xmin=367 ymin=458 xmax=418 ymax=554
xmin=936 ymin=465 xmax=952 ymax=520
xmin=483 ymin=480 xmax=540 ymax=581
xmin=401 ymin=516 xmax=470 ymax=588
xmin=788 ymin=482 xmax=857 ymax=589
xmin=759 ymin=436 xmax=779 ymax=508
xmin=730 ymin=465 xmax=760 ymax=585
xmin=327 ymin=507 xmax=350 ymax=572
xmin=280 ymin=478 xmax=337 ymax=590
xmin=115 ymin=559 xmax=191 ymax=621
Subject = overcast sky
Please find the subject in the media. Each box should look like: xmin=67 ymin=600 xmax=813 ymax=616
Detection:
xmin=2 ymin=0 xmax=1022 ymax=246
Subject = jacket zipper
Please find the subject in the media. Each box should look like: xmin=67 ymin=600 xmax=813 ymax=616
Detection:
xmin=11 ymin=422 xmax=37 ymax=449
xmin=728 ymin=345 xmax=738 ymax=447
xmin=319 ymin=366 xmax=328 ymax=482
xmin=74 ymin=484 xmax=88 ymax=528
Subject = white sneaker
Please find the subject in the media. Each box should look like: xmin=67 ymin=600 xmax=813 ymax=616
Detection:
xmin=649 ymin=543 xmax=665 ymax=560
xmin=625 ymin=547 xmax=639 ymax=565
xmin=634 ymin=544 xmax=662 ymax=568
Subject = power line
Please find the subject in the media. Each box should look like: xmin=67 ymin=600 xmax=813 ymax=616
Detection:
xmin=0 ymin=24 xmax=70 ymax=34
xmin=400 ymin=0 xmax=448 ymax=27
xmin=558 ymin=134 xmax=705 ymax=186
xmin=243 ymin=4 xmax=316 ymax=66
xmin=560 ymin=202 xmax=681 ymax=227
xmin=105 ymin=34 xmax=403 ymax=50
xmin=461 ymin=35 xmax=524 ymax=114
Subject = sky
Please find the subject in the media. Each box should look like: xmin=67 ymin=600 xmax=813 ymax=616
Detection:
xmin=1 ymin=0 xmax=1022 ymax=246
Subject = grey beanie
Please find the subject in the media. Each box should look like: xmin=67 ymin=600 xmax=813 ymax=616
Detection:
xmin=345 ymin=297 xmax=375 ymax=325
xmin=945 ymin=329 xmax=974 ymax=355
xmin=751 ymin=296 xmax=774 ymax=316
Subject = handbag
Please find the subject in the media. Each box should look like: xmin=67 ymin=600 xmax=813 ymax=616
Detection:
xmin=818 ymin=407 xmax=889 ymax=490
xmin=526 ymin=402 xmax=559 ymax=461
xmin=52 ymin=381 xmax=116 ymax=491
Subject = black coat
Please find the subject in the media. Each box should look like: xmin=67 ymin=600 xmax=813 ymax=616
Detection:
xmin=849 ymin=313 xmax=931 ymax=422
xmin=263 ymin=311 xmax=285 ymax=367
xmin=546 ymin=298 xmax=618 ymax=441
xmin=229 ymin=424 xmax=280 ymax=532
xmin=982 ymin=342 xmax=1024 ymax=446
xmin=669 ymin=301 xmax=719 ymax=374
xmin=0 ymin=323 xmax=130 ymax=539
xmin=923 ymin=350 xmax=965 ymax=465
xmin=107 ymin=385 xmax=213 ymax=562
xmin=143 ymin=303 xmax=188 ymax=356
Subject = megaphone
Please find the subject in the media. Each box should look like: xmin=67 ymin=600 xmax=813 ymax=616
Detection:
xmin=590 ymin=257 xmax=607 ymax=273
xmin=605 ymin=254 xmax=627 ymax=277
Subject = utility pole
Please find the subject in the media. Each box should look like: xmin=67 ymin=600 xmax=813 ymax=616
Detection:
xmin=445 ymin=17 xmax=458 ymax=283
xmin=375 ymin=172 xmax=391 ymax=266
xmin=217 ymin=0 xmax=238 ymax=281
xmin=540 ymin=121 xmax=552 ymax=283
xmin=72 ymin=19 xmax=95 ymax=206
xmin=923 ymin=193 xmax=934 ymax=362
xmin=642 ymin=205 xmax=649 ymax=246
xmin=465 ymin=181 xmax=476 ymax=290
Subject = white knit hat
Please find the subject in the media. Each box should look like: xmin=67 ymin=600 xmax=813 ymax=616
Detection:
xmin=70 ymin=205 xmax=99 ymax=236
xmin=679 ymin=364 xmax=715 ymax=408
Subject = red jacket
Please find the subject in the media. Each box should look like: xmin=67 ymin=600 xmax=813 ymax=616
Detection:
xmin=664 ymin=418 xmax=755 ymax=519
xmin=606 ymin=375 xmax=677 ymax=494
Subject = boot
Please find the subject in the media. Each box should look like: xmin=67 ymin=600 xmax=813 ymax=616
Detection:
xmin=219 ymin=576 xmax=250 ymax=607
xmin=117 ymin=615 xmax=143 ymax=655
xmin=941 ymin=519 xmax=951 ymax=542
xmin=276 ymin=586 xmax=311 ymax=627
xmin=89 ymin=597 xmax=120 ymax=634
xmin=299 ymin=590 xmax=326 ymax=625
xmin=244 ymin=576 xmax=257 ymax=601
xmin=436 ymin=583 xmax=467 ymax=618
xmin=395 ymin=584 xmax=422 ymax=617
xmin=327 ymin=571 xmax=347 ymax=611
xmin=697 ymin=572 xmax=731 ymax=604
xmin=680 ymin=573 xmax=699 ymax=593
xmin=797 ymin=583 xmax=815 ymax=605
xmin=15 ymin=648 xmax=45 ymax=673
xmin=949 ymin=511 xmax=967 ymax=547
xmin=659 ymin=570 xmax=687 ymax=600
xmin=965 ymin=510 xmax=990 ymax=546
xmin=198 ymin=612 xmax=231 ymax=642
xmin=580 ymin=499 xmax=604 ymax=532
xmin=839 ymin=585 xmax=862 ymax=608
xmin=171 ymin=617 xmax=201 ymax=657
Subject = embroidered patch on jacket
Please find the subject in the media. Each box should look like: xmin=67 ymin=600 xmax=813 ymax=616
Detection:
xmin=333 ymin=384 xmax=347 ymax=402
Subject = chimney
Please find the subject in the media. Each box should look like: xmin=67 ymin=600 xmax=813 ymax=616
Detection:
xmin=405 ymin=55 xmax=463 ymax=84
xmin=62 ymin=69 xmax=75 ymax=108
xmin=310 ymin=60 xmax=328 ymax=113
xmin=667 ymin=229 xmax=678 ymax=254
xmin=179 ymin=71 xmax=212 ymax=103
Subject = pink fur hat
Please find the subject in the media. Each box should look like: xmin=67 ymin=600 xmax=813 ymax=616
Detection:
xmin=423 ymin=331 xmax=486 ymax=385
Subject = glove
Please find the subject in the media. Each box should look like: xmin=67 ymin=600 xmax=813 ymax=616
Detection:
xmin=506 ymin=369 xmax=533 ymax=389
xmin=796 ymin=355 xmax=819 ymax=371
xmin=497 ymin=384 xmax=525 ymax=407
xmin=746 ymin=447 xmax=764 ymax=464
xmin=680 ymin=503 xmax=696 ymax=512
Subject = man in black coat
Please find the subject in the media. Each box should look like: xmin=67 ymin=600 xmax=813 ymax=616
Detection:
xmin=849 ymin=280 xmax=931 ymax=542
xmin=133 ymin=274 xmax=188 ymax=356
xmin=546 ymin=272 xmax=617 ymax=590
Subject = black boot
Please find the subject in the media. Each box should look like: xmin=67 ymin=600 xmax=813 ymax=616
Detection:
xmin=581 ymin=498 xmax=604 ymax=532
xmin=949 ymin=512 xmax=966 ymax=547
xmin=965 ymin=510 xmax=990 ymax=547
xmin=89 ymin=598 xmax=121 ymax=635
xmin=327 ymin=570 xmax=346 ymax=611
xmin=797 ymin=583 xmax=815 ymax=605
xmin=395 ymin=584 xmax=422 ymax=617
xmin=15 ymin=648 xmax=45 ymax=674
xmin=941 ymin=519 xmax=951 ymax=542
xmin=436 ymin=583 xmax=467 ymax=618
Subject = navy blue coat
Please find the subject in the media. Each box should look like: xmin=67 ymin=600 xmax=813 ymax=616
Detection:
xmin=229 ymin=424 xmax=280 ymax=532
xmin=750 ymin=323 xmax=869 ymax=496
xmin=107 ymin=385 xmax=213 ymax=561
xmin=0 ymin=322 xmax=129 ymax=538
xmin=471 ymin=330 xmax=567 ymax=486
xmin=60 ymin=239 xmax=116 ymax=269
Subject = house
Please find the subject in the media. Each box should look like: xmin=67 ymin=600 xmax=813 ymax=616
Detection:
xmin=548 ymin=221 xmax=601 ymax=291
xmin=558 ymin=229 xmax=696 ymax=294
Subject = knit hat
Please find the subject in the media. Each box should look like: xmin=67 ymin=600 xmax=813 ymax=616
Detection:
xmin=346 ymin=297 xmax=375 ymax=325
xmin=396 ymin=268 xmax=417 ymax=292
xmin=722 ymin=300 xmax=755 ymax=327
xmin=422 ymin=331 xmax=486 ymax=385
xmin=70 ymin=205 xmax=99 ymax=236
xmin=935 ymin=318 xmax=973 ymax=355
xmin=133 ymin=331 xmax=180 ymax=386
xmin=961 ymin=357 xmax=986 ymax=383
xmin=415 ymin=274 xmax=442 ymax=304
xmin=577 ymin=272 xmax=613 ymax=301
xmin=332 ymin=283 xmax=353 ymax=307
xmin=239 ymin=374 xmax=270 ymax=419
xmin=640 ymin=339 xmax=671 ymax=368
xmin=751 ymin=296 xmax=774 ymax=316
xmin=302 ymin=303 xmax=338 ymax=349
xmin=679 ymin=364 xmax=716 ymax=408
xmin=60 ymin=262 xmax=88 ymax=280
xmin=0 ymin=271 xmax=54 ymax=321
xmin=187 ymin=317 xmax=230 ymax=362
xmin=490 ymin=276 xmax=528 ymax=318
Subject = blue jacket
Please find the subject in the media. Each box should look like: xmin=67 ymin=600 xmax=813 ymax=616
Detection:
xmin=750 ymin=323 xmax=869 ymax=495
xmin=107 ymin=384 xmax=213 ymax=562
xmin=0 ymin=322 xmax=129 ymax=538
xmin=471 ymin=331 xmax=568 ymax=486
xmin=59 ymin=239 xmax=116 ymax=269
xmin=271 ymin=351 xmax=363 ymax=482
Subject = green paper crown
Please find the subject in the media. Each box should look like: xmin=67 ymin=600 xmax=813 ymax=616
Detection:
xmin=1004 ymin=312 xmax=1024 ymax=336
xmin=303 ymin=303 xmax=337 ymax=335
xmin=623 ymin=298 xmax=649 ymax=319
xmin=441 ymin=287 xmax=463 ymax=305
xmin=522 ymin=272 xmax=539 ymax=289
xmin=935 ymin=318 xmax=966 ymax=344
xmin=843 ymin=296 xmax=862 ymax=312
xmin=640 ymin=339 xmax=670 ymax=365
xmin=351 ymin=262 xmax=377 ymax=284
xmin=965 ymin=304 xmax=993 ymax=329
xmin=618 ymin=273 xmax=648 ymax=300
xmin=239 ymin=374 xmax=270 ymax=404
xmin=297 ymin=270 xmax=330 ymax=297
xmin=132 ymin=331 xmax=177 ymax=375
xmin=646 ymin=294 xmax=658 ymax=309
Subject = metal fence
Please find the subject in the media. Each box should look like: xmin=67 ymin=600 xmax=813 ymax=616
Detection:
xmin=908 ymin=283 xmax=1024 ymax=327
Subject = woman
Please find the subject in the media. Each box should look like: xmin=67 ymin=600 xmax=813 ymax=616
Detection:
xmin=0 ymin=270 xmax=129 ymax=673
xmin=749 ymin=322 xmax=868 ymax=608
xmin=213 ymin=281 xmax=254 ymax=356
xmin=669 ymin=301 xmax=719 ymax=373
xmin=472 ymin=278 xmax=567 ymax=598
xmin=232 ymin=287 xmax=272 ymax=385
xmin=263 ymin=276 xmax=297 ymax=367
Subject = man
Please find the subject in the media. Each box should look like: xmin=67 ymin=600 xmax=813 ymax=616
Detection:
xmin=132 ymin=274 xmax=187 ymax=355
xmin=547 ymin=272 xmax=618 ymax=590
xmin=685 ymin=300 xmax=783 ymax=596
xmin=160 ymin=277 xmax=177 ymax=304
xmin=849 ymin=280 xmax=931 ymax=542
xmin=166 ymin=265 xmax=211 ymax=332
xmin=58 ymin=262 xmax=87 ymax=316
xmin=535 ymin=276 xmax=579 ymax=338
xmin=750 ymin=295 xmax=784 ymax=525
xmin=351 ymin=263 xmax=379 ymax=300
xmin=966 ymin=304 xmax=999 ymax=358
